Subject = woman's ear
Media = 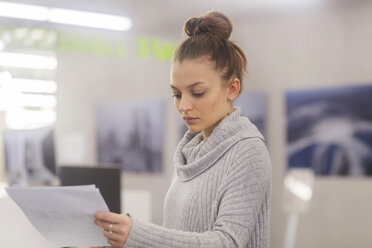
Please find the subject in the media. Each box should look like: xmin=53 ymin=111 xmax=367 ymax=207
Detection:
xmin=227 ymin=78 xmax=240 ymax=101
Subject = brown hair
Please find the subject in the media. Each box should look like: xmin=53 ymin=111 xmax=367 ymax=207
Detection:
xmin=173 ymin=11 xmax=247 ymax=93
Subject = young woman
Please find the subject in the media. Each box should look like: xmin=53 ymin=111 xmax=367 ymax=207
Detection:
xmin=94 ymin=11 xmax=272 ymax=248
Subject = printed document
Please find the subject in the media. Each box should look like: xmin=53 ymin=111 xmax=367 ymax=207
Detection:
xmin=5 ymin=185 xmax=109 ymax=247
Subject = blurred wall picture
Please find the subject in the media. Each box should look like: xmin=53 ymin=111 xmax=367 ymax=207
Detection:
xmin=3 ymin=126 xmax=56 ymax=186
xmin=179 ymin=92 xmax=267 ymax=139
xmin=286 ymin=84 xmax=372 ymax=176
xmin=95 ymin=99 xmax=164 ymax=173
xmin=234 ymin=92 xmax=266 ymax=137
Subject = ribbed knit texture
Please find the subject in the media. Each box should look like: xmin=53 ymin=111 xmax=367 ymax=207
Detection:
xmin=124 ymin=108 xmax=272 ymax=248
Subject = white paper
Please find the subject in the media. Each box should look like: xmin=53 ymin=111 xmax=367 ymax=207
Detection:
xmin=5 ymin=185 xmax=110 ymax=247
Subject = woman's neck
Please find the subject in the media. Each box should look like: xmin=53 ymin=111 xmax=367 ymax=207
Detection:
xmin=202 ymin=106 xmax=235 ymax=139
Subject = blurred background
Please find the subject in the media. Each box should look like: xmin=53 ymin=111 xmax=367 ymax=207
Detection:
xmin=0 ymin=0 xmax=371 ymax=247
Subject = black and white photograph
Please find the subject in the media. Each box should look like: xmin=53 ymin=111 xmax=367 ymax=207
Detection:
xmin=3 ymin=126 xmax=56 ymax=185
xmin=286 ymin=84 xmax=372 ymax=176
xmin=95 ymin=99 xmax=164 ymax=173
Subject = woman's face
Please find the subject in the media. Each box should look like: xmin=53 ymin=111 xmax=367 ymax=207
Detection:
xmin=170 ymin=57 xmax=233 ymax=138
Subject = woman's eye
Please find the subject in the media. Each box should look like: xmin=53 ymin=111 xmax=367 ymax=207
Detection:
xmin=192 ymin=92 xmax=204 ymax=97
xmin=172 ymin=94 xmax=181 ymax=99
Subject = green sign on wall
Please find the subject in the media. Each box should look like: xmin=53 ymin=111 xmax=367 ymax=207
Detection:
xmin=0 ymin=24 xmax=177 ymax=60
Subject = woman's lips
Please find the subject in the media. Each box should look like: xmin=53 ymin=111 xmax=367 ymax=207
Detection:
xmin=183 ymin=117 xmax=198 ymax=124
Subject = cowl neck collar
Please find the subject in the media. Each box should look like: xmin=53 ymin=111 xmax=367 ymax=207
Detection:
xmin=174 ymin=108 xmax=264 ymax=181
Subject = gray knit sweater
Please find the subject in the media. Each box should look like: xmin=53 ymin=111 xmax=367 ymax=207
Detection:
xmin=124 ymin=108 xmax=272 ymax=248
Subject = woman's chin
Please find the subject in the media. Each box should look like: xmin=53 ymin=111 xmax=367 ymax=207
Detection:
xmin=187 ymin=126 xmax=201 ymax=133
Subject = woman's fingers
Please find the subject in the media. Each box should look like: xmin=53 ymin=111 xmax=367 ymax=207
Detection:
xmin=95 ymin=220 xmax=127 ymax=236
xmin=93 ymin=211 xmax=132 ymax=248
xmin=103 ymin=229 xmax=121 ymax=241
xmin=94 ymin=211 xmax=123 ymax=224
xmin=107 ymin=239 xmax=122 ymax=248
xmin=94 ymin=219 xmax=111 ymax=230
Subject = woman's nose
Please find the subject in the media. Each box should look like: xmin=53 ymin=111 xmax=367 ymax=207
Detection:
xmin=178 ymin=95 xmax=192 ymax=113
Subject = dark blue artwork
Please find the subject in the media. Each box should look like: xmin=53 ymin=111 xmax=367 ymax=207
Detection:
xmin=95 ymin=99 xmax=164 ymax=173
xmin=234 ymin=92 xmax=266 ymax=137
xmin=286 ymin=84 xmax=372 ymax=176
xmin=179 ymin=92 xmax=266 ymax=139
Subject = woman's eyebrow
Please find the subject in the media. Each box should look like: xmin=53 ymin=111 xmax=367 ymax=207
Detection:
xmin=187 ymin=81 xmax=206 ymax=88
xmin=170 ymin=81 xmax=206 ymax=90
xmin=170 ymin=85 xmax=179 ymax=90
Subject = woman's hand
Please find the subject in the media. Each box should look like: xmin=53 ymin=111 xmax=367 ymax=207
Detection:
xmin=94 ymin=211 xmax=132 ymax=248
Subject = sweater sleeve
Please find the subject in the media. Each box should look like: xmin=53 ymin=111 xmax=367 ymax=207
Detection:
xmin=124 ymin=138 xmax=272 ymax=248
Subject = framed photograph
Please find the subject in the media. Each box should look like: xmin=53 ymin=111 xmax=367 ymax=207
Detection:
xmin=96 ymin=99 xmax=164 ymax=173
xmin=3 ymin=126 xmax=56 ymax=185
xmin=286 ymin=84 xmax=372 ymax=176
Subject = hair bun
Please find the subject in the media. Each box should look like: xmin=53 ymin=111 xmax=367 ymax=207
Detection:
xmin=184 ymin=11 xmax=233 ymax=40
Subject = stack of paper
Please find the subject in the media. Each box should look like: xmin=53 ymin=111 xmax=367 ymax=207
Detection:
xmin=5 ymin=185 xmax=110 ymax=247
